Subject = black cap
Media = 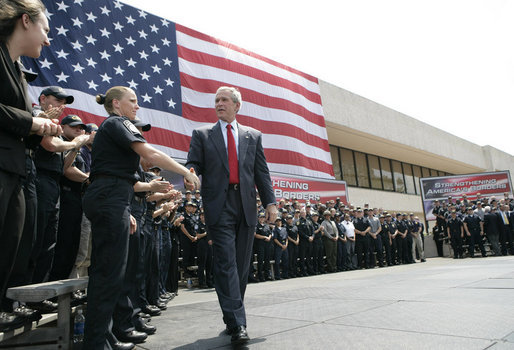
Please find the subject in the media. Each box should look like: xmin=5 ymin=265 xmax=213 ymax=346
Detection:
xmin=40 ymin=86 xmax=74 ymax=104
xmin=61 ymin=114 xmax=85 ymax=127
xmin=85 ymin=123 xmax=98 ymax=133
xmin=131 ymin=118 xmax=151 ymax=132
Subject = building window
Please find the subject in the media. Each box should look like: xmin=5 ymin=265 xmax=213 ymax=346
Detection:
xmin=354 ymin=151 xmax=370 ymax=188
xmin=330 ymin=146 xmax=342 ymax=180
xmin=340 ymin=148 xmax=357 ymax=186
xmin=380 ymin=157 xmax=394 ymax=191
xmin=421 ymin=167 xmax=431 ymax=178
xmin=392 ymin=160 xmax=405 ymax=193
xmin=368 ymin=155 xmax=382 ymax=190
xmin=412 ymin=165 xmax=422 ymax=195
xmin=402 ymin=163 xmax=416 ymax=194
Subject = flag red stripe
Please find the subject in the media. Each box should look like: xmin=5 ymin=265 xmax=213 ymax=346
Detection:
xmin=181 ymin=103 xmax=330 ymax=152
xmin=179 ymin=72 xmax=326 ymax=127
xmin=176 ymin=23 xmax=319 ymax=84
xmin=264 ymin=149 xmax=334 ymax=175
xmin=177 ymin=45 xmax=322 ymax=105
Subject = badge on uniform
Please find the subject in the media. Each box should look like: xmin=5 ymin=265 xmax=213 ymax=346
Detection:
xmin=123 ymin=120 xmax=141 ymax=135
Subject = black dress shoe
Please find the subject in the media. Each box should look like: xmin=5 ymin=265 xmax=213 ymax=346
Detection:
xmin=156 ymin=302 xmax=167 ymax=310
xmin=136 ymin=322 xmax=157 ymax=335
xmin=230 ymin=325 xmax=250 ymax=344
xmin=27 ymin=300 xmax=58 ymax=313
xmin=112 ymin=341 xmax=135 ymax=350
xmin=13 ymin=306 xmax=42 ymax=322
xmin=116 ymin=330 xmax=148 ymax=344
xmin=142 ymin=305 xmax=161 ymax=316
xmin=0 ymin=312 xmax=29 ymax=332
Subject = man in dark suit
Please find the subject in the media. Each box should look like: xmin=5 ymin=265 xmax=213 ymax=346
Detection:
xmin=484 ymin=206 xmax=502 ymax=256
xmin=186 ymin=86 xmax=277 ymax=344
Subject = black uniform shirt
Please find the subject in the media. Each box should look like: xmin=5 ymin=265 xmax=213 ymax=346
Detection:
xmin=90 ymin=115 xmax=146 ymax=184
xmin=463 ymin=214 xmax=481 ymax=233
xmin=353 ymin=217 xmax=370 ymax=232
xmin=396 ymin=220 xmax=408 ymax=235
xmin=286 ymin=224 xmax=298 ymax=240
xmin=183 ymin=212 xmax=197 ymax=237
xmin=388 ymin=222 xmax=397 ymax=235
xmin=312 ymin=221 xmax=322 ymax=241
xmin=447 ymin=218 xmax=463 ymax=234
xmin=34 ymin=137 xmax=64 ymax=175
xmin=273 ymin=226 xmax=288 ymax=245
xmin=380 ymin=222 xmax=389 ymax=235
xmin=297 ymin=217 xmax=313 ymax=240
xmin=256 ymin=223 xmax=272 ymax=238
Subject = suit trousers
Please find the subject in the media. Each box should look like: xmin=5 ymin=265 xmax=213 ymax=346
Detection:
xmin=207 ymin=187 xmax=254 ymax=329
xmin=287 ymin=243 xmax=299 ymax=276
xmin=298 ymin=239 xmax=313 ymax=274
xmin=83 ymin=177 xmax=132 ymax=349
xmin=336 ymin=239 xmax=347 ymax=270
xmin=0 ymin=170 xmax=25 ymax=311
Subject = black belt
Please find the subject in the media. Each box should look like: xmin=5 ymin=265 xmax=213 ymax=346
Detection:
xmin=228 ymin=183 xmax=239 ymax=191
xmin=91 ymin=174 xmax=132 ymax=184
xmin=25 ymin=148 xmax=35 ymax=158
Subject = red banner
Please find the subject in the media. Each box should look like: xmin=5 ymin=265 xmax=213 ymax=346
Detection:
xmin=420 ymin=171 xmax=512 ymax=221
xmin=271 ymin=172 xmax=348 ymax=205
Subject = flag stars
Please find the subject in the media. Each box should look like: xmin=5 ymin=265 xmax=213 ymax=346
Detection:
xmin=164 ymin=78 xmax=174 ymax=87
xmin=151 ymin=64 xmax=161 ymax=74
xmin=127 ymin=80 xmax=138 ymax=89
xmin=71 ymin=17 xmax=83 ymax=28
xmin=100 ymin=73 xmax=112 ymax=83
xmin=113 ymin=65 xmax=125 ymax=75
xmin=71 ymin=40 xmax=83 ymax=51
xmin=86 ymin=57 xmax=97 ymax=67
xmin=138 ymin=10 xmax=147 ymax=18
xmin=126 ymin=36 xmax=136 ymax=46
xmin=56 ymin=49 xmax=69 ymax=59
xmin=39 ymin=58 xmax=53 ymax=69
xmin=161 ymin=38 xmax=171 ymax=47
xmin=167 ymin=98 xmax=176 ymax=108
xmin=74 ymin=0 xmax=84 ymax=5
xmin=150 ymin=44 xmax=160 ymax=53
xmin=114 ymin=22 xmax=124 ymax=31
xmin=140 ymin=72 xmax=150 ymax=81
xmin=114 ymin=1 xmax=123 ymax=9
xmin=87 ymin=80 xmax=98 ymax=90
xmin=126 ymin=15 xmax=135 ymax=25
xmin=126 ymin=58 xmax=136 ymax=67
xmin=113 ymin=43 xmax=124 ymax=53
xmin=56 ymin=1 xmax=69 ymax=11
xmin=138 ymin=50 xmax=149 ymax=60
xmin=86 ymin=12 xmax=97 ymax=22
xmin=141 ymin=93 xmax=152 ymax=103
xmin=138 ymin=30 xmax=148 ymax=39
xmin=99 ymin=50 xmax=111 ymax=60
xmin=149 ymin=24 xmax=158 ymax=33
xmin=56 ymin=71 xmax=69 ymax=82
xmin=100 ymin=28 xmax=111 ymax=38
xmin=162 ymin=57 xmax=172 ymax=66
xmin=100 ymin=6 xmax=110 ymax=15
xmin=153 ymin=86 xmax=163 ymax=95
xmin=161 ymin=19 xmax=169 ymax=27
xmin=72 ymin=62 xmax=85 ymax=73
xmin=85 ymin=34 xmax=97 ymax=45
xmin=56 ymin=25 xmax=68 ymax=36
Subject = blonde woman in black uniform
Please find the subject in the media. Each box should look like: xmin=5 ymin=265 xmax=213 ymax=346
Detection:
xmin=82 ymin=86 xmax=199 ymax=349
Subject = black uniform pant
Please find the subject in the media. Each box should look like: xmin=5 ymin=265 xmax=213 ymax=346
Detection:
xmin=273 ymin=245 xmax=289 ymax=279
xmin=159 ymin=227 xmax=172 ymax=294
xmin=336 ymin=239 xmax=347 ymax=270
xmin=49 ymin=187 xmax=82 ymax=280
xmin=146 ymin=224 xmax=161 ymax=305
xmin=180 ymin=234 xmax=197 ymax=278
xmin=166 ymin=236 xmax=180 ymax=294
xmin=450 ymin=232 xmax=463 ymax=258
xmin=298 ymin=239 xmax=313 ymax=275
xmin=287 ymin=243 xmax=299 ymax=276
xmin=432 ymin=227 xmax=444 ymax=257
xmin=3 ymin=157 xmax=37 ymax=311
xmin=255 ymin=240 xmax=272 ymax=280
xmin=31 ymin=172 xmax=60 ymax=283
xmin=468 ymin=230 xmax=486 ymax=257
xmin=197 ymin=237 xmax=213 ymax=285
xmin=403 ymin=235 xmax=414 ymax=263
xmin=0 ymin=170 xmax=25 ymax=311
xmin=83 ymin=177 xmax=132 ymax=349
xmin=500 ymin=226 xmax=514 ymax=255
xmin=312 ymin=240 xmax=324 ymax=273
xmin=381 ymin=233 xmax=392 ymax=265
xmin=355 ymin=234 xmax=369 ymax=268
xmin=368 ymin=234 xmax=384 ymax=267
xmin=393 ymin=236 xmax=403 ymax=264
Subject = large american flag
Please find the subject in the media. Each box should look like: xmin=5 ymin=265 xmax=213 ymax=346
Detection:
xmin=22 ymin=0 xmax=334 ymax=179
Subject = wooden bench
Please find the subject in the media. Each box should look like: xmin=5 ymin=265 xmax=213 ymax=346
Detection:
xmin=0 ymin=277 xmax=88 ymax=350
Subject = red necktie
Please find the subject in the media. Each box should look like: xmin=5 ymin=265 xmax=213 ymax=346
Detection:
xmin=227 ymin=124 xmax=239 ymax=184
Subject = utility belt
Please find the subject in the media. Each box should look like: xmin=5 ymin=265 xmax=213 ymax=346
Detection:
xmin=25 ymin=148 xmax=35 ymax=159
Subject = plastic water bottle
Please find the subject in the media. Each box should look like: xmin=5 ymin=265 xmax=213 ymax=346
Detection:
xmin=73 ymin=308 xmax=85 ymax=344
xmin=186 ymin=278 xmax=193 ymax=289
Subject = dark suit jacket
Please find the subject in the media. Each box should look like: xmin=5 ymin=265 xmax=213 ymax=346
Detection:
xmin=0 ymin=42 xmax=35 ymax=176
xmin=484 ymin=212 xmax=501 ymax=236
xmin=186 ymin=121 xmax=275 ymax=227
